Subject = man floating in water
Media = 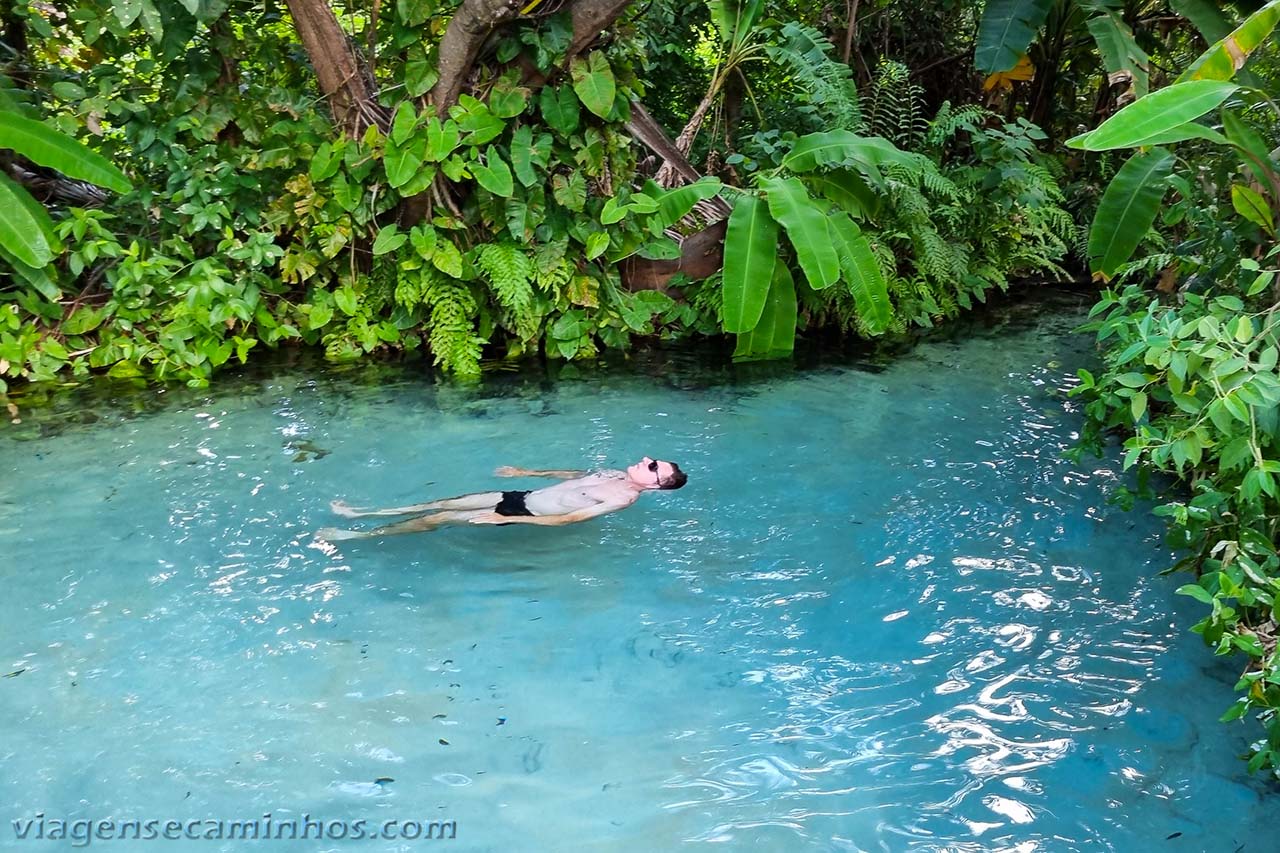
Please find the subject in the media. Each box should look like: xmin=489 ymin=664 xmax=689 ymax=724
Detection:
xmin=316 ymin=457 xmax=687 ymax=541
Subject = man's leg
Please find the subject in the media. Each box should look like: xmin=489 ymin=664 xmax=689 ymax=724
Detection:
xmin=331 ymin=491 xmax=504 ymax=518
xmin=317 ymin=509 xmax=490 ymax=541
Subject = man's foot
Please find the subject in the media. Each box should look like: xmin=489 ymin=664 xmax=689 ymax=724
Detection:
xmin=330 ymin=500 xmax=366 ymax=518
xmin=315 ymin=527 xmax=366 ymax=541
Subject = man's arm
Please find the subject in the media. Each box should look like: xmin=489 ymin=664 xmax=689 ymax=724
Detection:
xmin=494 ymin=466 xmax=589 ymax=479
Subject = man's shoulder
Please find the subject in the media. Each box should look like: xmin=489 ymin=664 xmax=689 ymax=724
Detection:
xmin=573 ymin=469 xmax=625 ymax=482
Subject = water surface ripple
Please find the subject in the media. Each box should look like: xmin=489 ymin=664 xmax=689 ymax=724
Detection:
xmin=0 ymin=309 xmax=1272 ymax=851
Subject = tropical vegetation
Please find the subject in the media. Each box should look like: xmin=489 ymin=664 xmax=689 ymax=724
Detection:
xmin=3 ymin=0 xmax=1280 ymax=770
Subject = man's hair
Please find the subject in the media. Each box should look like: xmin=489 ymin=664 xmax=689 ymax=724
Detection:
xmin=658 ymin=463 xmax=687 ymax=490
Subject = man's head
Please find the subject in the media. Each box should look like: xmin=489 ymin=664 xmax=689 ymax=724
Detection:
xmin=627 ymin=457 xmax=687 ymax=490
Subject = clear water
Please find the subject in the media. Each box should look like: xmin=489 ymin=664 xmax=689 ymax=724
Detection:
xmin=1 ymin=299 xmax=1272 ymax=852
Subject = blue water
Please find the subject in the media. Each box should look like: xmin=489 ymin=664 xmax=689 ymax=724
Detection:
xmin=1 ymin=302 xmax=1272 ymax=852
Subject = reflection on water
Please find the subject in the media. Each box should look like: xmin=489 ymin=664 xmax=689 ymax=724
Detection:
xmin=0 ymin=291 xmax=1272 ymax=851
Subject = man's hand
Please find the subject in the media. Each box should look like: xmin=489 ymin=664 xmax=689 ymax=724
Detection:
xmin=494 ymin=466 xmax=526 ymax=477
xmin=469 ymin=511 xmax=511 ymax=524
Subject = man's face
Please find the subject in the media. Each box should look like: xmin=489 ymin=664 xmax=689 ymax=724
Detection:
xmin=627 ymin=456 xmax=677 ymax=487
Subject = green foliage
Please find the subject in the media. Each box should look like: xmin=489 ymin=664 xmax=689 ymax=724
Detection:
xmin=0 ymin=111 xmax=132 ymax=193
xmin=733 ymin=260 xmax=796 ymax=359
xmin=764 ymin=22 xmax=863 ymax=132
xmin=1068 ymin=80 xmax=1240 ymax=151
xmin=1088 ymin=148 xmax=1175 ymax=277
xmin=721 ymin=195 xmax=778 ymax=333
xmin=1071 ymin=22 xmax=1280 ymax=765
xmin=1074 ymin=260 xmax=1280 ymax=771
xmin=975 ymin=0 xmax=1055 ymax=73
xmin=862 ymin=60 xmax=926 ymax=149
xmin=0 ymin=0 xmax=738 ymax=387
xmin=1180 ymin=0 xmax=1280 ymax=82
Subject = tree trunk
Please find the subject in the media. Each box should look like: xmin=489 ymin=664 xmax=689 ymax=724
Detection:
xmin=402 ymin=0 xmax=637 ymax=227
xmin=430 ymin=0 xmax=526 ymax=114
xmin=566 ymin=0 xmax=635 ymax=62
xmin=841 ymin=0 xmax=859 ymax=65
xmin=654 ymin=79 xmax=720 ymax=187
xmin=626 ymin=102 xmax=705 ymax=186
xmin=622 ymin=219 xmax=726 ymax=293
xmin=284 ymin=0 xmax=383 ymax=136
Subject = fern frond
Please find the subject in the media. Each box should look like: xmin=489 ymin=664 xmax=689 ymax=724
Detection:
xmin=421 ymin=270 xmax=483 ymax=378
xmin=1114 ymin=252 xmax=1176 ymax=284
xmin=477 ymin=243 xmax=535 ymax=315
xmin=766 ymin=22 xmax=864 ymax=132
xmin=863 ymin=59 xmax=926 ymax=149
xmin=926 ymin=101 xmax=994 ymax=149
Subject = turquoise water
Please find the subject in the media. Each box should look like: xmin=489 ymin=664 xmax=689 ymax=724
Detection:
xmin=1 ymin=300 xmax=1272 ymax=851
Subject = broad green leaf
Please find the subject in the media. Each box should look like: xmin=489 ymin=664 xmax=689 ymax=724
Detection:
xmin=397 ymin=0 xmax=432 ymax=25
xmin=489 ymin=78 xmax=528 ymax=119
xmin=409 ymin=224 xmax=437 ymax=259
xmin=1130 ymin=391 xmax=1148 ymax=422
xmin=0 ymin=173 xmax=58 ymax=267
xmin=51 ymin=81 xmax=85 ymax=101
xmin=600 ymin=196 xmax=626 ymax=225
xmin=390 ymin=101 xmax=417 ymax=145
xmin=424 ymin=118 xmax=461 ymax=162
xmin=62 ymin=306 xmax=105 ymax=335
xmin=1067 ymin=80 xmax=1238 ymax=151
xmin=551 ymin=172 xmax=586 ymax=212
xmin=1176 ymin=583 xmax=1214 ymax=604
xmin=471 ymin=147 xmax=514 ymax=198
xmin=334 ymin=285 xmax=358 ymax=316
xmin=649 ymin=178 xmax=722 ymax=229
xmin=432 ymin=240 xmax=463 ymax=278
xmin=1088 ymin=147 xmax=1175 ymax=277
xmin=308 ymin=304 xmax=333 ymax=330
xmin=138 ymin=0 xmax=163 ymax=40
xmin=309 ymin=141 xmax=342 ymax=183
xmin=1127 ymin=121 xmax=1228 ymax=147
xmin=0 ymin=112 xmax=131 ymax=192
xmin=372 ymin=225 xmax=407 ymax=256
xmin=721 ymin=194 xmax=778 ymax=333
xmin=1223 ymin=111 xmax=1278 ymax=186
xmin=451 ymin=95 xmax=505 ymax=145
xmin=734 ymin=261 xmax=797 ymax=359
xmin=625 ymin=194 xmax=659 ymax=215
xmin=585 ymin=231 xmax=609 ymax=260
xmin=405 ymin=58 xmax=437 ymax=97
xmin=638 ymin=237 xmax=682 ymax=260
xmin=510 ymin=126 xmax=538 ymax=187
xmin=761 ymin=176 xmax=839 ymax=290
xmin=571 ymin=53 xmax=616 ymax=119
xmin=1232 ymin=184 xmax=1274 ymax=232
xmin=0 ymin=242 xmax=59 ymax=301
xmin=396 ymin=163 xmax=437 ymax=197
xmin=384 ymin=136 xmax=427 ymax=189
xmin=114 ymin=0 xmax=143 ymax=27
xmin=781 ymin=130 xmax=917 ymax=174
xmin=974 ymin=0 xmax=1055 ymax=74
xmin=540 ymin=86 xmax=580 ymax=135
xmin=828 ymin=213 xmax=892 ymax=333
xmin=1086 ymin=10 xmax=1150 ymax=99
xmin=1170 ymin=0 xmax=1234 ymax=43
xmin=710 ymin=0 xmax=764 ymax=45
xmin=1179 ymin=0 xmax=1280 ymax=82
xmin=807 ymin=169 xmax=878 ymax=219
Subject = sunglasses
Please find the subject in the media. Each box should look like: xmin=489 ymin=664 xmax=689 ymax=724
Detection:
xmin=647 ymin=459 xmax=661 ymax=486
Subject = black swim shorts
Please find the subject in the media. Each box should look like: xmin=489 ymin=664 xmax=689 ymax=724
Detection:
xmin=495 ymin=490 xmax=535 ymax=517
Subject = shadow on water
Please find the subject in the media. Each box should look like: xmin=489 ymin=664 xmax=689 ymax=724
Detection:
xmin=0 ymin=284 xmax=1095 ymax=442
